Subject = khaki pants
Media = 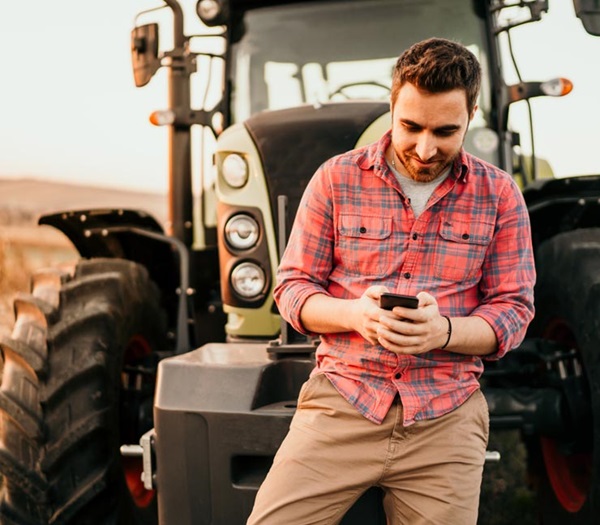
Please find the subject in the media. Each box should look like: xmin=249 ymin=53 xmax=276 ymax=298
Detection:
xmin=247 ymin=374 xmax=489 ymax=525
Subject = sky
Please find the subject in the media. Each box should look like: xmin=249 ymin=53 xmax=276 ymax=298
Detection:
xmin=1 ymin=1 xmax=599 ymax=194
xmin=0 ymin=1 xmax=168 ymax=193
xmin=502 ymin=1 xmax=600 ymax=178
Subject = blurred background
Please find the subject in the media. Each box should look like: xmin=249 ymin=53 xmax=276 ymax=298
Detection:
xmin=0 ymin=1 xmax=167 ymax=192
xmin=1 ymin=1 xmax=599 ymax=193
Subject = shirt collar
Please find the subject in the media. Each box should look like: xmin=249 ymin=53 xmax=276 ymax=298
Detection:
xmin=356 ymin=130 xmax=470 ymax=183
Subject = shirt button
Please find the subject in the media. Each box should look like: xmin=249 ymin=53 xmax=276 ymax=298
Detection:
xmin=412 ymin=233 xmax=418 ymax=240
xmin=394 ymin=372 xmax=401 ymax=380
xmin=462 ymin=233 xmax=470 ymax=240
xmin=360 ymin=227 xmax=367 ymax=234
xmin=403 ymin=272 xmax=411 ymax=279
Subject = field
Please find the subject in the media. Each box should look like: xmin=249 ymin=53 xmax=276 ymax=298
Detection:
xmin=0 ymin=219 xmax=75 ymax=340
xmin=0 ymin=224 xmax=76 ymax=335
xmin=0 ymin=178 xmax=166 ymax=337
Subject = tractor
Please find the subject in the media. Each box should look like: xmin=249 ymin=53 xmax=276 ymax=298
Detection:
xmin=2 ymin=0 xmax=600 ymax=524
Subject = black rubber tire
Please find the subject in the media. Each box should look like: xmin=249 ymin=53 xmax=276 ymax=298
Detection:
xmin=0 ymin=258 xmax=167 ymax=525
xmin=527 ymin=229 xmax=600 ymax=524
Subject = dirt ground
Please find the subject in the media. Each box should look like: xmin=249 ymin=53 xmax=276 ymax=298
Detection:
xmin=0 ymin=178 xmax=167 ymax=338
xmin=0 ymin=225 xmax=78 ymax=339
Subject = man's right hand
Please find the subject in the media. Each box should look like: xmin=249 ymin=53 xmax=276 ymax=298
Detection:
xmin=352 ymin=286 xmax=390 ymax=344
xmin=300 ymin=286 xmax=389 ymax=338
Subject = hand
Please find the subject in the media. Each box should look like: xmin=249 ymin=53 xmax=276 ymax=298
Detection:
xmin=351 ymin=285 xmax=390 ymax=345
xmin=376 ymin=291 xmax=449 ymax=355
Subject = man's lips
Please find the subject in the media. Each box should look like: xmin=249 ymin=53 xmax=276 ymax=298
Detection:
xmin=410 ymin=157 xmax=439 ymax=168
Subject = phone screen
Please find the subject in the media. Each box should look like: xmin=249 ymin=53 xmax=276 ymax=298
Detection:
xmin=379 ymin=293 xmax=419 ymax=310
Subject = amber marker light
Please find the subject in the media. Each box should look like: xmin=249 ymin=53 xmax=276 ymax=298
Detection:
xmin=541 ymin=77 xmax=574 ymax=97
xmin=149 ymin=109 xmax=176 ymax=126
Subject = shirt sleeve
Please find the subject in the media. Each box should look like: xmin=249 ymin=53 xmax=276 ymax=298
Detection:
xmin=471 ymin=177 xmax=536 ymax=360
xmin=273 ymin=164 xmax=335 ymax=335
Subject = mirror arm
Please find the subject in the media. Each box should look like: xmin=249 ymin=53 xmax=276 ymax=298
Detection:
xmin=506 ymin=81 xmax=544 ymax=104
xmin=163 ymin=0 xmax=185 ymax=47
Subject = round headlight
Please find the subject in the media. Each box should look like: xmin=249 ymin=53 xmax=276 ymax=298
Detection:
xmin=231 ymin=262 xmax=266 ymax=298
xmin=222 ymin=153 xmax=248 ymax=188
xmin=225 ymin=214 xmax=259 ymax=250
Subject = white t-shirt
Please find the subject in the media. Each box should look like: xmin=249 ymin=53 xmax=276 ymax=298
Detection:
xmin=387 ymin=159 xmax=450 ymax=217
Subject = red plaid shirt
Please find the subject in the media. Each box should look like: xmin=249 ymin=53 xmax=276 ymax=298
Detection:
xmin=274 ymin=131 xmax=535 ymax=425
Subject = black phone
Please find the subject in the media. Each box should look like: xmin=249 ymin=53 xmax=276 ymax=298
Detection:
xmin=379 ymin=293 xmax=419 ymax=310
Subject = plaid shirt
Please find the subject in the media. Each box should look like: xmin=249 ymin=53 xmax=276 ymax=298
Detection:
xmin=274 ymin=131 xmax=535 ymax=425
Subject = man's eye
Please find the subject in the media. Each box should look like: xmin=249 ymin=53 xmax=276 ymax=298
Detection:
xmin=435 ymin=130 xmax=455 ymax=137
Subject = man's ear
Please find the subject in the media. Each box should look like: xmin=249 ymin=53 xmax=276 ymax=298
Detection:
xmin=470 ymin=104 xmax=478 ymax=121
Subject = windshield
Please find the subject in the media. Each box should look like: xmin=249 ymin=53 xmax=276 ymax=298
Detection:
xmin=229 ymin=0 xmax=491 ymax=128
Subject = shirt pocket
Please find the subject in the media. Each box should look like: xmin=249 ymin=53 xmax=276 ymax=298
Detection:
xmin=337 ymin=214 xmax=394 ymax=277
xmin=433 ymin=217 xmax=494 ymax=282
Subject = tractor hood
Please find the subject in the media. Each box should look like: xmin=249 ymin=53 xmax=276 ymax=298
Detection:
xmin=244 ymin=101 xmax=390 ymax=238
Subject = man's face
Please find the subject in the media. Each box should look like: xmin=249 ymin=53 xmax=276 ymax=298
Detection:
xmin=390 ymin=82 xmax=475 ymax=183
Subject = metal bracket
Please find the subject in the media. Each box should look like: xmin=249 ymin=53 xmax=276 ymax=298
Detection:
xmin=119 ymin=428 xmax=157 ymax=490
xmin=141 ymin=428 xmax=157 ymax=490
xmin=485 ymin=451 xmax=501 ymax=463
xmin=267 ymin=195 xmax=318 ymax=359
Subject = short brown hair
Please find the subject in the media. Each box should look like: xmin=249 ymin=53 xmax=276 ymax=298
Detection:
xmin=391 ymin=38 xmax=481 ymax=115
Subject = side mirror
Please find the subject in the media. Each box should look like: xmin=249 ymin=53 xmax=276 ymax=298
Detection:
xmin=574 ymin=0 xmax=600 ymax=36
xmin=131 ymin=24 xmax=160 ymax=87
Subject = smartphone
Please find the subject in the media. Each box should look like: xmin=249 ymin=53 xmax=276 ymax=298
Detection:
xmin=379 ymin=292 xmax=419 ymax=310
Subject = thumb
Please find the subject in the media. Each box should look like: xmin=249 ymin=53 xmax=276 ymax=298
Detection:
xmin=416 ymin=291 xmax=437 ymax=307
xmin=364 ymin=285 xmax=390 ymax=300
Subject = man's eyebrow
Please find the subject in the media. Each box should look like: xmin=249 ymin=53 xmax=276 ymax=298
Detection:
xmin=401 ymin=118 xmax=461 ymax=132
xmin=434 ymin=124 xmax=461 ymax=133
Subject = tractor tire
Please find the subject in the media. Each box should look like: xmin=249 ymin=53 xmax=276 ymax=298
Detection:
xmin=0 ymin=258 xmax=168 ymax=525
xmin=527 ymin=228 xmax=600 ymax=524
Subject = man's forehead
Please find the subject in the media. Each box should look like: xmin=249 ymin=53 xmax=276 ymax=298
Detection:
xmin=392 ymin=84 xmax=470 ymax=124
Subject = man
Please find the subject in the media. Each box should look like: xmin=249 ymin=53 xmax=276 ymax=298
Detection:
xmin=248 ymin=38 xmax=535 ymax=525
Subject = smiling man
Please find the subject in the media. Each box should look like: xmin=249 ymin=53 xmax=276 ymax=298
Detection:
xmin=248 ymin=38 xmax=536 ymax=525
xmin=390 ymin=83 xmax=467 ymax=182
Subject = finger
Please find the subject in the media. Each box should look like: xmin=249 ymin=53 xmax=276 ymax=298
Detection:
xmin=377 ymin=325 xmax=416 ymax=345
xmin=379 ymin=315 xmax=418 ymax=334
xmin=377 ymin=333 xmax=415 ymax=354
xmin=390 ymin=306 xmax=420 ymax=322
xmin=378 ymin=333 xmax=426 ymax=355
xmin=364 ymin=318 xmax=385 ymax=345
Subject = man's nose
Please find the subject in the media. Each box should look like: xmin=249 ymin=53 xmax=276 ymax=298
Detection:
xmin=415 ymin=133 xmax=437 ymax=161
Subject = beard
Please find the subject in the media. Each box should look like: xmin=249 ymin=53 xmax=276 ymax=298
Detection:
xmin=397 ymin=150 xmax=457 ymax=183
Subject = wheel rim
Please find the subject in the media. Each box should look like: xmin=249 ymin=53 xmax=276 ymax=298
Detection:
xmin=541 ymin=437 xmax=590 ymax=512
xmin=122 ymin=335 xmax=156 ymax=509
xmin=541 ymin=318 xmax=592 ymax=513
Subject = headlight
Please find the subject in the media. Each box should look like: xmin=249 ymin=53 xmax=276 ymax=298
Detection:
xmin=196 ymin=0 xmax=228 ymax=26
xmin=225 ymin=214 xmax=259 ymax=250
xmin=231 ymin=262 xmax=266 ymax=298
xmin=222 ymin=153 xmax=248 ymax=188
